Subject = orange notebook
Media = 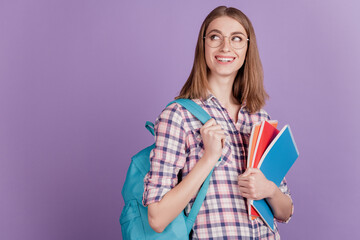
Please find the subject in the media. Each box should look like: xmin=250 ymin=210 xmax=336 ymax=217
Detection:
xmin=247 ymin=120 xmax=278 ymax=220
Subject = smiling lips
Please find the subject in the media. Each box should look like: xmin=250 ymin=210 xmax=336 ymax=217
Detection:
xmin=215 ymin=56 xmax=236 ymax=64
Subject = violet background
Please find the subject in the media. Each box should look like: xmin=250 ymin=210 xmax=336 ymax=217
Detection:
xmin=1 ymin=0 xmax=359 ymax=239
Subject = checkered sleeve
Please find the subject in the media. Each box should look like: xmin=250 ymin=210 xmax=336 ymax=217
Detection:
xmin=142 ymin=103 xmax=187 ymax=206
xmin=275 ymin=177 xmax=294 ymax=223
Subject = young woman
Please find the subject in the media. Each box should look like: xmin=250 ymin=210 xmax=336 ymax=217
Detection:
xmin=142 ymin=6 xmax=293 ymax=239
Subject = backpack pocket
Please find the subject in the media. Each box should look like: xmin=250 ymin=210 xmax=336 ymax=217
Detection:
xmin=120 ymin=199 xmax=145 ymax=239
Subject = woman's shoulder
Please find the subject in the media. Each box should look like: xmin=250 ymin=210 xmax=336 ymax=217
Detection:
xmin=157 ymin=102 xmax=186 ymax=123
xmin=156 ymin=99 xmax=204 ymax=132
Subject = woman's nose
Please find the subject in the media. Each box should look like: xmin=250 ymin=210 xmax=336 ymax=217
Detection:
xmin=220 ymin=36 xmax=231 ymax=52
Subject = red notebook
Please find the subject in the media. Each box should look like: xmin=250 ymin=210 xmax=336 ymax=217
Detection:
xmin=247 ymin=120 xmax=278 ymax=169
xmin=252 ymin=121 xmax=280 ymax=169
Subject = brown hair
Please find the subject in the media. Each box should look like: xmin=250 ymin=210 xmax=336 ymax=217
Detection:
xmin=176 ymin=6 xmax=268 ymax=113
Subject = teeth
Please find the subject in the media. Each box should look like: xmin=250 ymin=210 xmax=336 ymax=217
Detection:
xmin=216 ymin=57 xmax=234 ymax=62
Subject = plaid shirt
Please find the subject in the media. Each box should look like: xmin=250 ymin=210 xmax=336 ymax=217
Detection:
xmin=143 ymin=94 xmax=293 ymax=239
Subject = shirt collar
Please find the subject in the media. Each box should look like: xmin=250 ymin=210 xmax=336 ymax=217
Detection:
xmin=203 ymin=90 xmax=215 ymax=103
xmin=203 ymin=90 xmax=247 ymax=109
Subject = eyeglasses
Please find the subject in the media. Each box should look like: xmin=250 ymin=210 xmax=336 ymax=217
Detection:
xmin=203 ymin=32 xmax=249 ymax=49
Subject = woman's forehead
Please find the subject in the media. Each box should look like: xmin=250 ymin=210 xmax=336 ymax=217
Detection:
xmin=207 ymin=16 xmax=247 ymax=36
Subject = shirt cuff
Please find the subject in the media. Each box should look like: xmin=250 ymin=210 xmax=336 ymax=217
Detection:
xmin=142 ymin=186 xmax=171 ymax=207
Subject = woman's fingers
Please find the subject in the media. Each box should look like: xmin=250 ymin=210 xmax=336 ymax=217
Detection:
xmin=238 ymin=174 xmax=255 ymax=182
xmin=214 ymin=131 xmax=227 ymax=148
xmin=201 ymin=119 xmax=226 ymax=145
xmin=200 ymin=118 xmax=228 ymax=163
xmin=201 ymin=126 xmax=223 ymax=137
xmin=205 ymin=125 xmax=223 ymax=132
xmin=238 ymin=172 xmax=255 ymax=199
xmin=203 ymin=118 xmax=217 ymax=127
xmin=201 ymin=120 xmax=222 ymax=132
xmin=238 ymin=176 xmax=252 ymax=187
xmin=239 ymin=185 xmax=255 ymax=200
xmin=238 ymin=168 xmax=273 ymax=200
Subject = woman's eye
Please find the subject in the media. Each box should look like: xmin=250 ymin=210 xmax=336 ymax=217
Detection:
xmin=232 ymin=36 xmax=243 ymax=42
xmin=210 ymin=34 xmax=221 ymax=41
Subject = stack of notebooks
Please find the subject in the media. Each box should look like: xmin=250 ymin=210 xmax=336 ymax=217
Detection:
xmin=246 ymin=120 xmax=299 ymax=231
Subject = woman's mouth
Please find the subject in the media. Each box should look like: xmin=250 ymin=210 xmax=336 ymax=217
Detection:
xmin=215 ymin=56 xmax=236 ymax=64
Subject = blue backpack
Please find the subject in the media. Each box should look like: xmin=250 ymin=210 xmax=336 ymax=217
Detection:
xmin=119 ymin=99 xmax=216 ymax=239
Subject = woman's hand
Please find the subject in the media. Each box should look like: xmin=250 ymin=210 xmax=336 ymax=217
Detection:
xmin=237 ymin=168 xmax=276 ymax=200
xmin=200 ymin=118 xmax=227 ymax=165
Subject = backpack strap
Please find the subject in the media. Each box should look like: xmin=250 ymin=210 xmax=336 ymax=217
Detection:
xmin=168 ymin=98 xmax=218 ymax=234
xmin=145 ymin=121 xmax=155 ymax=136
xmin=168 ymin=98 xmax=212 ymax=124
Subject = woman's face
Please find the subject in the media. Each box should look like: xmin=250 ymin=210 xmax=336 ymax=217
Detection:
xmin=204 ymin=16 xmax=248 ymax=80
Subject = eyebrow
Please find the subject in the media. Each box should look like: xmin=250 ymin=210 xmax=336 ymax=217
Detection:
xmin=206 ymin=29 xmax=247 ymax=37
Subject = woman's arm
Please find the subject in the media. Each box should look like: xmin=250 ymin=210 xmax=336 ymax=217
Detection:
xmin=237 ymin=168 xmax=293 ymax=222
xmin=266 ymin=181 xmax=293 ymax=222
xmin=148 ymin=118 xmax=226 ymax=233
xmin=148 ymin=153 xmax=216 ymax=233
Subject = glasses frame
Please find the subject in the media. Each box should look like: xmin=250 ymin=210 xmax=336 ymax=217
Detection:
xmin=203 ymin=33 xmax=249 ymax=50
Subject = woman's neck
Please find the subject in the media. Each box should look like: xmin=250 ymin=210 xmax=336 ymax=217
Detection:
xmin=207 ymin=74 xmax=239 ymax=107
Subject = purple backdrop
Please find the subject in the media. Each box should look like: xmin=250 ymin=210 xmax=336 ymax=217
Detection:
xmin=1 ymin=0 xmax=360 ymax=239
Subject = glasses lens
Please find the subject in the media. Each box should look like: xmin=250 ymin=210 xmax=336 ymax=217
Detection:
xmin=230 ymin=35 xmax=247 ymax=49
xmin=205 ymin=33 xmax=223 ymax=48
xmin=205 ymin=34 xmax=248 ymax=49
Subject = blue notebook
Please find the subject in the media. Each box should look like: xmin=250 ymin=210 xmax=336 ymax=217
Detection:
xmin=252 ymin=125 xmax=299 ymax=231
